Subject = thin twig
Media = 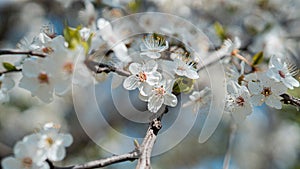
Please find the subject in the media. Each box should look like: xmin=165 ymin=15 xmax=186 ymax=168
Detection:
xmin=0 ymin=49 xmax=46 ymax=58
xmin=0 ymin=69 xmax=22 ymax=76
xmin=85 ymin=60 xmax=131 ymax=77
xmin=51 ymin=151 xmax=139 ymax=169
xmin=280 ymin=93 xmax=300 ymax=109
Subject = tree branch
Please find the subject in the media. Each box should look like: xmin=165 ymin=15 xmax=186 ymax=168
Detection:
xmin=51 ymin=151 xmax=139 ymax=169
xmin=280 ymin=93 xmax=300 ymax=109
xmin=136 ymin=107 xmax=167 ymax=169
xmin=51 ymin=107 xmax=168 ymax=169
xmin=85 ymin=60 xmax=131 ymax=77
xmin=0 ymin=49 xmax=46 ymax=58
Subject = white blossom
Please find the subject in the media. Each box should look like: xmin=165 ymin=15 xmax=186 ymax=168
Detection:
xmin=226 ymin=81 xmax=253 ymax=123
xmin=226 ymin=61 xmax=246 ymax=85
xmin=144 ymin=80 xmax=177 ymax=113
xmin=38 ymin=122 xmax=73 ymax=161
xmin=140 ymin=34 xmax=169 ymax=59
xmin=172 ymin=58 xmax=199 ymax=79
xmin=19 ymin=59 xmax=56 ymax=103
xmin=267 ymin=55 xmax=299 ymax=89
xmin=218 ymin=37 xmax=241 ymax=57
xmin=248 ymin=74 xmax=287 ymax=109
xmin=97 ymin=18 xmax=131 ymax=63
xmin=78 ymin=0 xmax=97 ymax=27
xmin=123 ymin=60 xmax=162 ymax=96
xmin=183 ymin=87 xmax=211 ymax=113
xmin=1 ymin=134 xmax=48 ymax=169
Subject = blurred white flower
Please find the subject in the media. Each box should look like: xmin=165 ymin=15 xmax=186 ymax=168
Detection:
xmin=19 ymin=59 xmax=56 ymax=103
xmin=38 ymin=122 xmax=73 ymax=162
xmin=248 ymin=74 xmax=287 ymax=109
xmin=140 ymin=34 xmax=169 ymax=59
xmin=123 ymin=60 xmax=162 ymax=96
xmin=218 ymin=37 xmax=241 ymax=57
xmin=267 ymin=55 xmax=299 ymax=89
xmin=145 ymin=80 xmax=177 ymax=113
xmin=1 ymin=134 xmax=48 ymax=169
xmin=183 ymin=87 xmax=211 ymax=113
xmin=46 ymin=45 xmax=81 ymax=95
xmin=78 ymin=0 xmax=97 ymax=27
xmin=0 ymin=75 xmax=14 ymax=103
xmin=97 ymin=18 xmax=131 ymax=63
xmin=226 ymin=61 xmax=246 ymax=85
xmin=226 ymin=81 xmax=252 ymax=123
xmin=173 ymin=58 xmax=199 ymax=79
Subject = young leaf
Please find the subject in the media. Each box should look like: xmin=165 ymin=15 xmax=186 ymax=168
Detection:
xmin=2 ymin=62 xmax=17 ymax=71
xmin=172 ymin=77 xmax=194 ymax=95
xmin=252 ymin=51 xmax=264 ymax=66
xmin=214 ymin=22 xmax=227 ymax=41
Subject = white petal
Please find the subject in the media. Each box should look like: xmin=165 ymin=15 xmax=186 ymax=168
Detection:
xmin=248 ymin=81 xmax=261 ymax=95
xmin=123 ymin=75 xmax=139 ymax=90
xmin=1 ymin=157 xmax=22 ymax=169
xmin=186 ymin=69 xmax=199 ymax=79
xmin=146 ymin=72 xmax=161 ymax=86
xmin=286 ymin=76 xmax=299 ymax=88
xmin=139 ymin=93 xmax=149 ymax=102
xmin=265 ymin=95 xmax=282 ymax=109
xmin=54 ymin=80 xmax=70 ymax=96
xmin=139 ymin=83 xmax=153 ymax=96
xmin=47 ymin=145 xmax=66 ymax=161
xmin=250 ymin=94 xmax=264 ymax=106
xmin=270 ymin=56 xmax=283 ymax=69
xmin=22 ymin=60 xmax=40 ymax=77
xmin=2 ymin=77 xmax=14 ymax=91
xmin=148 ymin=95 xmax=164 ymax=113
xmin=189 ymin=91 xmax=200 ymax=101
xmin=141 ymin=52 xmax=161 ymax=59
xmin=129 ymin=63 xmax=141 ymax=74
xmin=19 ymin=77 xmax=39 ymax=92
xmin=272 ymin=82 xmax=287 ymax=95
xmin=34 ymin=85 xmax=54 ymax=103
xmin=61 ymin=134 xmax=73 ymax=147
xmin=144 ymin=60 xmax=158 ymax=72
xmin=164 ymin=93 xmax=178 ymax=107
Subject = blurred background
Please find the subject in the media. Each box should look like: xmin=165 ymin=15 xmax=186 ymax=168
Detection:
xmin=0 ymin=0 xmax=300 ymax=169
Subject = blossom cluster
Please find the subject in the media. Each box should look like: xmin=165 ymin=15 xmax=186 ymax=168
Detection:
xmin=1 ymin=122 xmax=73 ymax=169
xmin=122 ymin=34 xmax=200 ymax=113
xmin=222 ymin=39 xmax=299 ymax=124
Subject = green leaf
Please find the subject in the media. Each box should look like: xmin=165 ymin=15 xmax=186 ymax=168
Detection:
xmin=2 ymin=62 xmax=17 ymax=71
xmin=63 ymin=25 xmax=91 ymax=54
xmin=172 ymin=77 xmax=194 ymax=95
xmin=252 ymin=51 xmax=264 ymax=66
xmin=214 ymin=22 xmax=227 ymax=41
xmin=128 ymin=0 xmax=142 ymax=13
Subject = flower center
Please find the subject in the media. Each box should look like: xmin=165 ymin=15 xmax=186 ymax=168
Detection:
xmin=46 ymin=137 xmax=54 ymax=146
xmin=278 ymin=70 xmax=286 ymax=78
xmin=63 ymin=62 xmax=74 ymax=74
xmin=38 ymin=73 xmax=49 ymax=84
xmin=42 ymin=47 xmax=54 ymax=54
xmin=154 ymin=86 xmax=166 ymax=96
xmin=137 ymin=72 xmax=147 ymax=82
xmin=22 ymin=157 xmax=33 ymax=168
xmin=235 ymin=96 xmax=245 ymax=106
xmin=261 ymin=87 xmax=272 ymax=97
xmin=177 ymin=66 xmax=186 ymax=71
